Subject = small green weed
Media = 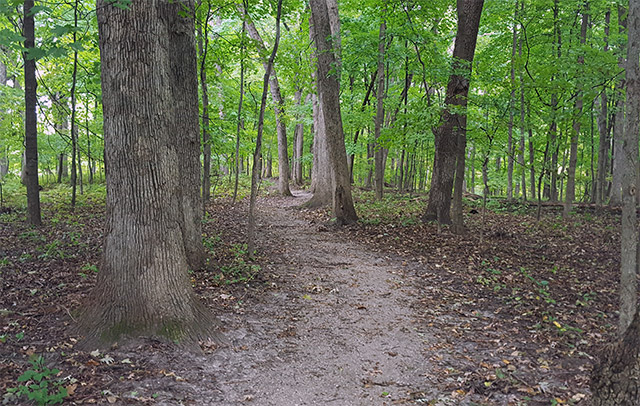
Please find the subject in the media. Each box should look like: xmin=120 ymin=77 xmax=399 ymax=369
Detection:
xmin=4 ymin=355 xmax=67 ymax=405
xmin=214 ymin=243 xmax=260 ymax=285
xmin=39 ymin=240 xmax=66 ymax=260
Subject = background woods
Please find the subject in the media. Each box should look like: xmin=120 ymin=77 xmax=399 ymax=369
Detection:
xmin=0 ymin=0 xmax=640 ymax=404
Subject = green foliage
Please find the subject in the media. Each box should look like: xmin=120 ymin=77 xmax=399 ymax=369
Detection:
xmin=5 ymin=356 xmax=68 ymax=405
xmin=353 ymin=190 xmax=424 ymax=226
xmin=214 ymin=243 xmax=260 ymax=285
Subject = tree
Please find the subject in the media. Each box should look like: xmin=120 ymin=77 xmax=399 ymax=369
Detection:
xmin=309 ymin=0 xmax=358 ymax=225
xmin=373 ymin=4 xmax=387 ymax=200
xmin=239 ymin=4 xmax=292 ymax=197
xmin=423 ymin=0 xmax=484 ymax=225
xmin=23 ymin=0 xmax=41 ymax=226
xmin=590 ymin=0 xmax=640 ymax=402
xmin=563 ymin=1 xmax=588 ymax=218
xmin=81 ymin=0 xmax=219 ymax=347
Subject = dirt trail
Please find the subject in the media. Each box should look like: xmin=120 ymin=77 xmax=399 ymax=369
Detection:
xmin=209 ymin=190 xmax=433 ymax=405
xmin=128 ymin=191 xmax=436 ymax=405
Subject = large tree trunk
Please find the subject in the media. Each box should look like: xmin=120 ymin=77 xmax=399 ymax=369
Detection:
xmin=82 ymin=0 xmax=219 ymax=348
xmin=591 ymin=2 xmax=640 ymax=403
xmin=239 ymin=7 xmax=292 ymax=197
xmin=424 ymin=0 xmax=484 ymax=225
xmin=170 ymin=1 xmax=206 ymax=270
xmin=564 ymin=3 xmax=588 ymax=218
xmin=309 ymin=0 xmax=358 ymax=225
xmin=592 ymin=305 xmax=640 ymax=405
xmin=23 ymin=0 xmax=41 ymax=226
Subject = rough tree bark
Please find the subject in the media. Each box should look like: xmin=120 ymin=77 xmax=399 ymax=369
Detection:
xmin=424 ymin=0 xmax=484 ymax=225
xmin=170 ymin=1 xmax=206 ymax=270
xmin=591 ymin=1 xmax=640 ymax=402
xmin=309 ymin=0 xmax=358 ymax=225
xmin=23 ymin=0 xmax=41 ymax=226
xmin=82 ymin=0 xmax=219 ymax=348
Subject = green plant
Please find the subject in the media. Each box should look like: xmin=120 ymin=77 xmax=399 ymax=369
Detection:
xmin=214 ymin=243 xmax=260 ymax=285
xmin=39 ymin=240 xmax=66 ymax=260
xmin=79 ymin=263 xmax=99 ymax=278
xmin=519 ymin=267 xmax=556 ymax=304
xmin=5 ymin=355 xmax=67 ymax=405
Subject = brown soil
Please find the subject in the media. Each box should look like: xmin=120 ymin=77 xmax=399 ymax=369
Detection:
xmin=0 ymin=189 xmax=618 ymax=405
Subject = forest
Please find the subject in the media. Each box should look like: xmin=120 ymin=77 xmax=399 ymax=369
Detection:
xmin=1 ymin=0 xmax=639 ymax=404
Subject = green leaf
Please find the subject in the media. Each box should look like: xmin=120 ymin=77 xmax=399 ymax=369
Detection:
xmin=17 ymin=370 xmax=35 ymax=382
xmin=25 ymin=47 xmax=47 ymax=61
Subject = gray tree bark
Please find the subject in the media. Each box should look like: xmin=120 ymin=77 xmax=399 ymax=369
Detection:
xmin=309 ymin=0 xmax=358 ymax=225
xmin=82 ymin=0 xmax=219 ymax=348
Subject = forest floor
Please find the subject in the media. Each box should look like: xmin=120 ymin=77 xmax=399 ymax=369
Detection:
xmin=0 ymin=183 xmax=620 ymax=405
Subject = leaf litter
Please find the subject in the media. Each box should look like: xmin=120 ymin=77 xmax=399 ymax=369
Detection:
xmin=0 ymin=189 xmax=620 ymax=405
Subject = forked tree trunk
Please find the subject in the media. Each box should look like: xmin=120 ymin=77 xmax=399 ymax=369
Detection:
xmin=309 ymin=0 xmax=358 ymax=225
xmin=424 ymin=0 xmax=484 ymax=225
xmin=82 ymin=0 xmax=219 ymax=348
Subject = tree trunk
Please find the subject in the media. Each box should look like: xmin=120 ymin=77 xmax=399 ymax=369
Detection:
xmin=507 ymin=0 xmax=518 ymax=200
xmin=374 ymin=13 xmax=386 ymax=200
xmin=618 ymin=0 xmax=640 ymax=336
xmin=564 ymin=3 xmax=588 ymax=218
xmin=233 ymin=31 xmax=245 ymax=203
xmin=240 ymin=7 xmax=292 ymax=197
xmin=23 ymin=0 xmax=41 ymax=226
xmin=309 ymin=0 xmax=358 ymax=225
xmin=70 ymin=0 xmax=80 ymax=209
xmin=198 ymin=4 xmax=212 ymax=206
xmin=591 ymin=305 xmax=640 ymax=405
xmin=248 ymin=0 xmax=283 ymax=256
xmin=596 ymin=10 xmax=611 ymax=205
xmin=424 ymin=0 xmax=484 ymax=225
xmin=170 ymin=1 xmax=206 ymax=270
xmin=82 ymin=0 xmax=219 ymax=348
xmin=611 ymin=5 xmax=628 ymax=206
xmin=293 ymin=90 xmax=305 ymax=185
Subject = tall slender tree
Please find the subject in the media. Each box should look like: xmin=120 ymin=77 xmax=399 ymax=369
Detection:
xmin=23 ymin=0 xmax=41 ymax=226
xmin=424 ymin=0 xmax=484 ymax=225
